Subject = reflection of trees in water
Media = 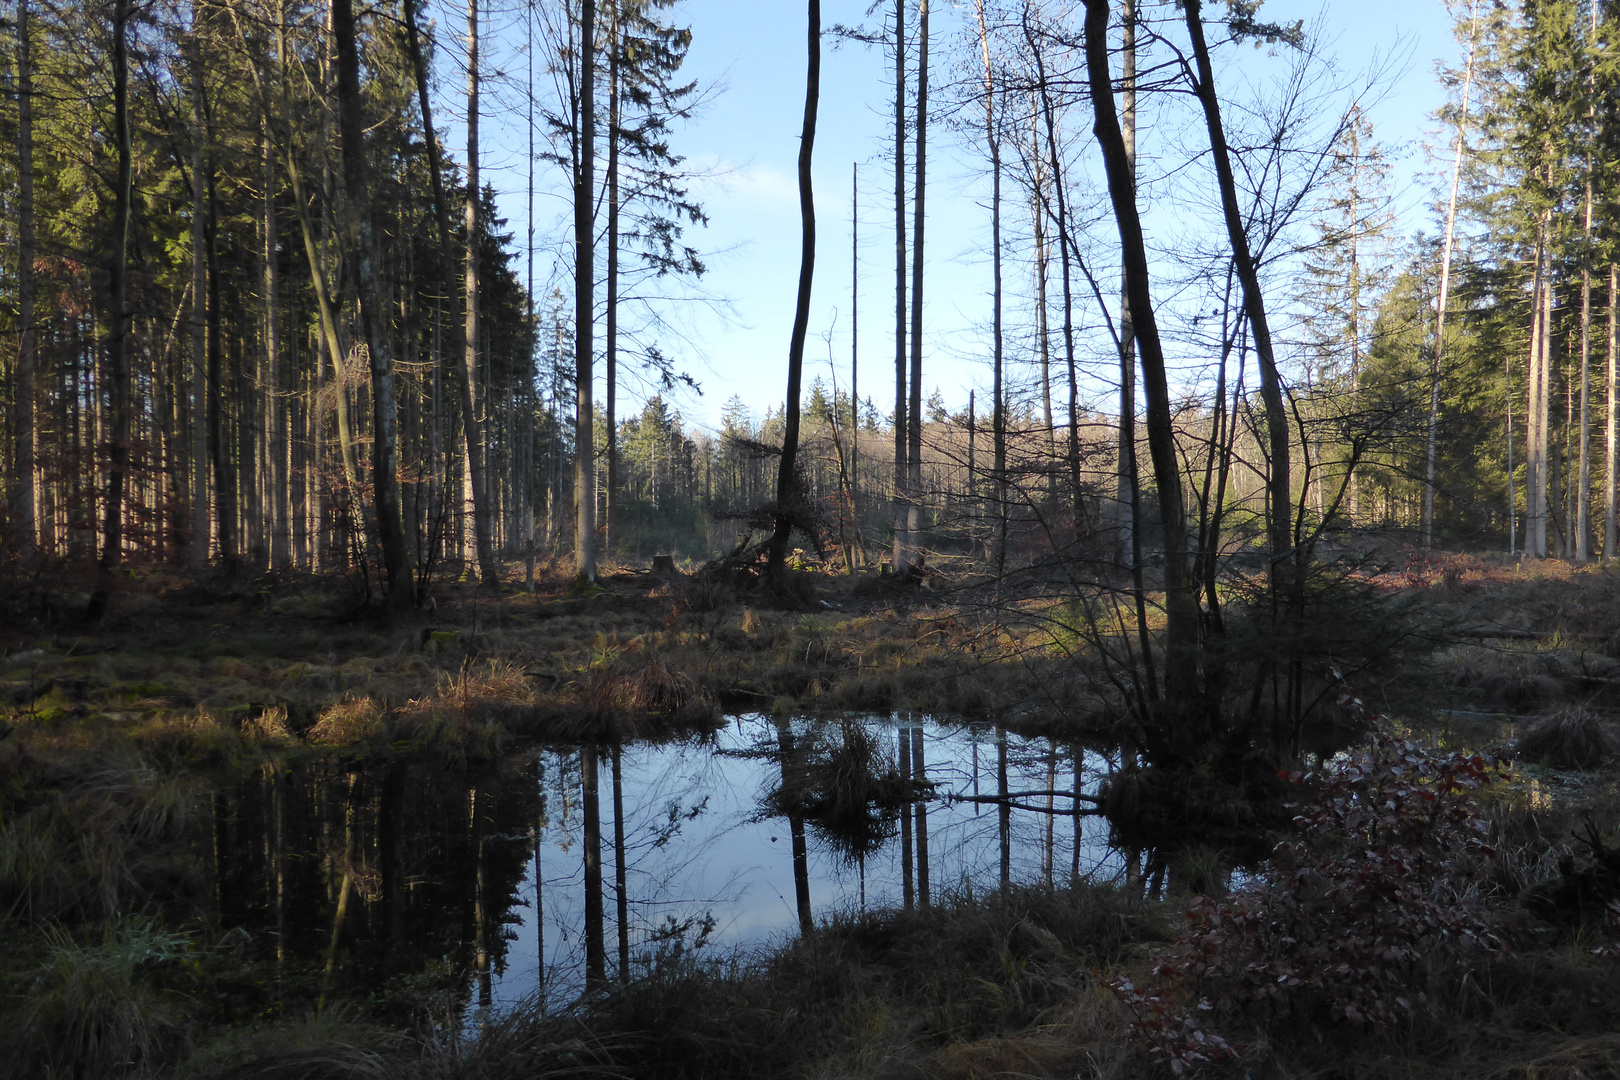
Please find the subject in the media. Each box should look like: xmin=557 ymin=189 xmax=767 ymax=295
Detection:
xmin=216 ymin=756 xmax=541 ymax=1024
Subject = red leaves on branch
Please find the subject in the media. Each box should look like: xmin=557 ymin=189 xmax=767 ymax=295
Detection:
xmin=1112 ymin=713 xmax=1512 ymax=1069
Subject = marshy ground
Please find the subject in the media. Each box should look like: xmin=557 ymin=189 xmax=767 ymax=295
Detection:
xmin=3 ymin=552 xmax=1620 ymax=1079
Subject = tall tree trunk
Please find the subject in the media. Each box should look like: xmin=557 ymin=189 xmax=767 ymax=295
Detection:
xmin=1606 ymin=264 xmax=1617 ymax=560
xmin=333 ymin=0 xmax=412 ymax=606
xmin=1027 ymin=10 xmax=1081 ymax=523
xmin=768 ymin=0 xmax=820 ymax=579
xmin=89 ymin=0 xmax=134 ymax=620
xmin=575 ymin=0 xmax=599 ymax=581
xmin=850 ymin=162 xmax=862 ymax=568
xmin=1082 ymin=0 xmax=1199 ymax=719
xmin=605 ymin=1 xmax=621 ymax=560
xmin=1116 ymin=0 xmax=1137 ymax=564
xmin=975 ymin=0 xmax=1007 ymax=579
xmin=1183 ymin=0 xmax=1289 ymax=593
xmin=264 ymin=131 xmax=288 ymax=570
xmin=190 ymin=28 xmax=210 ymax=567
xmin=891 ymin=0 xmax=908 ymax=573
xmin=464 ymin=0 xmax=498 ymax=586
xmin=14 ymin=0 xmax=37 ymax=553
xmin=1424 ymin=4 xmax=1477 ymax=549
xmin=905 ymin=0 xmax=928 ymax=563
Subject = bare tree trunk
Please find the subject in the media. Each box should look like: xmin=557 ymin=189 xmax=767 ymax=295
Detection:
xmin=89 ymin=0 xmax=134 ymax=620
xmin=850 ymin=162 xmax=862 ymax=568
xmin=975 ymin=0 xmax=1007 ymax=578
xmin=1425 ymin=7 xmax=1477 ymax=548
xmin=891 ymin=0 xmax=908 ymax=574
xmin=463 ymin=0 xmax=498 ymax=586
xmin=605 ymin=1 xmax=621 ymax=560
xmin=1082 ymin=0 xmax=1198 ymax=718
xmin=14 ymin=0 xmax=37 ymax=552
xmin=905 ymin=0 xmax=928 ymax=563
xmin=334 ymin=0 xmax=412 ymax=606
xmin=264 ymin=131 xmax=288 ymax=570
xmin=1116 ymin=0 xmax=1137 ymax=565
xmin=768 ymin=0 xmax=819 ymax=579
xmin=1183 ymin=0 xmax=1289 ymax=593
xmin=574 ymin=0 xmax=598 ymax=581
xmin=1028 ymin=10 xmax=1081 ymax=524
xmin=1528 ymin=229 xmax=1550 ymax=558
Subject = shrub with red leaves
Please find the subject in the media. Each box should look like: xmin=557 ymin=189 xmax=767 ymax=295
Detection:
xmin=1113 ymin=714 xmax=1511 ymax=1068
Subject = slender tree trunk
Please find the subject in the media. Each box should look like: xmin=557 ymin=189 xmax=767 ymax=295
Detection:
xmin=463 ymin=0 xmax=498 ymax=586
xmin=575 ymin=0 xmax=598 ymax=581
xmin=606 ymin=2 xmax=621 ymax=560
xmin=191 ymin=28 xmax=210 ymax=567
xmin=264 ymin=131 xmax=288 ymax=570
xmin=1184 ymin=0 xmax=1289 ymax=593
xmin=14 ymin=0 xmax=37 ymax=552
xmin=1424 ymin=5 xmax=1476 ymax=549
xmin=1082 ymin=0 xmax=1198 ymax=719
xmin=850 ymin=162 xmax=862 ymax=568
xmin=768 ymin=0 xmax=820 ymax=579
xmin=1117 ymin=0 xmax=1137 ymax=566
xmin=1605 ymin=263 xmax=1617 ymax=559
xmin=333 ymin=0 xmax=412 ymax=605
xmin=891 ymin=0 xmax=908 ymax=574
xmin=976 ymin=0 xmax=1007 ymax=578
xmin=89 ymin=0 xmax=134 ymax=620
xmin=905 ymin=0 xmax=928 ymax=562
xmin=1028 ymin=12 xmax=1081 ymax=523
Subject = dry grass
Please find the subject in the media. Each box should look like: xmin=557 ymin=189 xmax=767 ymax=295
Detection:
xmin=1516 ymin=708 xmax=1619 ymax=770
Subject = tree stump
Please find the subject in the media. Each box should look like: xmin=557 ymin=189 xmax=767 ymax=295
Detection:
xmin=651 ymin=554 xmax=677 ymax=578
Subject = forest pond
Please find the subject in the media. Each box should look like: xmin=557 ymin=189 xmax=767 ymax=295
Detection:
xmin=212 ymin=715 xmax=1119 ymax=1026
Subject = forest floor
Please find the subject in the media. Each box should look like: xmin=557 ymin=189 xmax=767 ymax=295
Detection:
xmin=3 ymin=550 xmax=1620 ymax=1078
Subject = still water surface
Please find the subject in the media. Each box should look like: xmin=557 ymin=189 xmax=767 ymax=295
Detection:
xmin=215 ymin=714 xmax=1118 ymax=1023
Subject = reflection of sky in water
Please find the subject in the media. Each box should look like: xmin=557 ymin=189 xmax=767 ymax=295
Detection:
xmin=478 ymin=715 xmax=1120 ymax=1014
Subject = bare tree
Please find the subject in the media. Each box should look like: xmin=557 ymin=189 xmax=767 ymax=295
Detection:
xmin=768 ymin=0 xmax=820 ymax=581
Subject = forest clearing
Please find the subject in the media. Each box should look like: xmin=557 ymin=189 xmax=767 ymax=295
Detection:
xmin=2 ymin=552 xmax=1620 ymax=1079
xmin=7 ymin=0 xmax=1620 ymax=1074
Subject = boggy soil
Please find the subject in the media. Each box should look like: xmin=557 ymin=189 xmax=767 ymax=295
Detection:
xmin=3 ymin=553 xmax=1620 ymax=1079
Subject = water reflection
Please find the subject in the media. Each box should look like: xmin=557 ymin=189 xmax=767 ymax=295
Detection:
xmin=212 ymin=715 xmax=1118 ymax=1025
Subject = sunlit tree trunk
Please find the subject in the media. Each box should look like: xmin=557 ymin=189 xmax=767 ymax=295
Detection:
xmin=464 ymin=0 xmax=498 ymax=586
xmin=975 ymin=0 xmax=1007 ymax=579
xmin=768 ymin=0 xmax=819 ymax=579
xmin=891 ymin=0 xmax=908 ymax=574
xmin=574 ymin=0 xmax=598 ymax=581
xmin=334 ymin=0 xmax=412 ymax=605
xmin=1082 ymin=0 xmax=1198 ymax=718
xmin=905 ymin=0 xmax=928 ymax=562
xmin=1425 ymin=4 xmax=1477 ymax=549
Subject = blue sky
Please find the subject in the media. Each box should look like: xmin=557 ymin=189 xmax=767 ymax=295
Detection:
xmin=442 ymin=0 xmax=1463 ymax=432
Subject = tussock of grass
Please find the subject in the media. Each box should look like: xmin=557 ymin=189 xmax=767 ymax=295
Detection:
xmin=1516 ymin=709 xmax=1618 ymax=770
